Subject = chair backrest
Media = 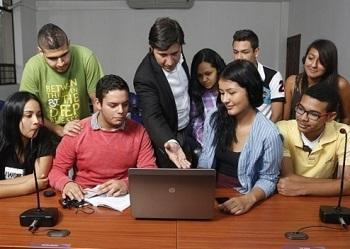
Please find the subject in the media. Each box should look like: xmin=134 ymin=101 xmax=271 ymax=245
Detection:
xmin=128 ymin=92 xmax=142 ymax=123
xmin=0 ymin=100 xmax=4 ymax=111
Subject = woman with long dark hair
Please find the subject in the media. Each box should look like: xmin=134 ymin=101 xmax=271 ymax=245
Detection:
xmin=284 ymin=39 xmax=350 ymax=124
xmin=189 ymin=48 xmax=225 ymax=148
xmin=199 ymin=60 xmax=282 ymax=215
xmin=0 ymin=92 xmax=56 ymax=198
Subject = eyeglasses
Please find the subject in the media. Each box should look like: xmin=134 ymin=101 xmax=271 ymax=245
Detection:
xmin=295 ymin=104 xmax=330 ymax=121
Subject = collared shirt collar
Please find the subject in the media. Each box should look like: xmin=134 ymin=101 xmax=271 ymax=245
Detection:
xmin=90 ymin=111 xmax=126 ymax=132
xmin=301 ymin=131 xmax=323 ymax=150
xmin=296 ymin=121 xmax=340 ymax=152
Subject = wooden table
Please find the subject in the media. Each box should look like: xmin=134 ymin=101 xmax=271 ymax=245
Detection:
xmin=178 ymin=190 xmax=350 ymax=249
xmin=0 ymin=189 xmax=349 ymax=249
xmin=0 ymin=192 xmax=176 ymax=249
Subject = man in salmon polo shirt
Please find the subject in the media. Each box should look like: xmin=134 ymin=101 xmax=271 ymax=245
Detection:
xmin=49 ymin=74 xmax=157 ymax=201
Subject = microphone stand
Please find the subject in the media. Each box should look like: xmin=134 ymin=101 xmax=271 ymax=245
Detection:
xmin=19 ymin=129 xmax=58 ymax=232
xmin=320 ymin=128 xmax=350 ymax=228
xmin=337 ymin=129 xmax=347 ymax=210
xmin=32 ymin=140 xmax=41 ymax=213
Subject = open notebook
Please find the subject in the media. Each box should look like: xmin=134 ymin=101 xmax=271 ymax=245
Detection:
xmin=84 ymin=185 xmax=130 ymax=212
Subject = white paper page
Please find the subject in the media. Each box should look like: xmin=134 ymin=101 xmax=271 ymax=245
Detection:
xmin=85 ymin=194 xmax=130 ymax=212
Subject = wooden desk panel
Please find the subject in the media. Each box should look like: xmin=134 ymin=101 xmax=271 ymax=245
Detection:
xmin=0 ymin=193 xmax=176 ymax=249
xmin=0 ymin=189 xmax=349 ymax=249
xmin=177 ymin=189 xmax=350 ymax=249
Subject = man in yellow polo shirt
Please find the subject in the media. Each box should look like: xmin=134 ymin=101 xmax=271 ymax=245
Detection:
xmin=277 ymin=83 xmax=350 ymax=196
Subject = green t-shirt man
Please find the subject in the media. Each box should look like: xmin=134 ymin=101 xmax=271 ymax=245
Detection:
xmin=20 ymin=44 xmax=103 ymax=127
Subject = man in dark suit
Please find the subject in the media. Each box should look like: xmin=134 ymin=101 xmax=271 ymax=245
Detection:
xmin=134 ymin=17 xmax=191 ymax=168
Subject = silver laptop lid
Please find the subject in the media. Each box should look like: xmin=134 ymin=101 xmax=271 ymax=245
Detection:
xmin=128 ymin=168 xmax=216 ymax=219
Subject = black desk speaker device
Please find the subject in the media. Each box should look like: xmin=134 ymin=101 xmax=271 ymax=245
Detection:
xmin=20 ymin=207 xmax=58 ymax=227
xmin=320 ymin=128 xmax=350 ymax=226
xmin=19 ymin=130 xmax=58 ymax=230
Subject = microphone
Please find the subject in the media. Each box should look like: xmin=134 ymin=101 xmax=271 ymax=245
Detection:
xmin=319 ymin=128 xmax=350 ymax=228
xmin=19 ymin=127 xmax=58 ymax=232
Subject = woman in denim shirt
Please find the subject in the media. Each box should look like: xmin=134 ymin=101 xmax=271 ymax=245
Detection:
xmin=198 ymin=60 xmax=282 ymax=215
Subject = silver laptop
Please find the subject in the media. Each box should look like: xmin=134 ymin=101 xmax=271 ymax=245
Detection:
xmin=128 ymin=168 xmax=216 ymax=219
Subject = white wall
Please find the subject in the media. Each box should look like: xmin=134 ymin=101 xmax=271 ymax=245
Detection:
xmin=0 ymin=0 xmax=36 ymax=100
xmin=288 ymin=0 xmax=350 ymax=80
xmin=0 ymin=10 xmax=14 ymax=63
xmin=0 ymin=5 xmax=19 ymax=100
xmin=12 ymin=0 xmax=288 ymax=93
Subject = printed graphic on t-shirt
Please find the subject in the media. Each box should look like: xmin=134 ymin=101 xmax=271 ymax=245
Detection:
xmin=278 ymin=80 xmax=284 ymax=93
xmin=46 ymin=78 xmax=80 ymax=124
xmin=4 ymin=167 xmax=25 ymax=179
xmin=262 ymin=86 xmax=271 ymax=104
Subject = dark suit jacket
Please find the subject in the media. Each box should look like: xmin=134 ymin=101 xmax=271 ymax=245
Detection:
xmin=133 ymin=53 xmax=190 ymax=167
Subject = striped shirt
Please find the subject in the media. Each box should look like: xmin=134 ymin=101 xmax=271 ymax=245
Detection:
xmin=198 ymin=111 xmax=283 ymax=197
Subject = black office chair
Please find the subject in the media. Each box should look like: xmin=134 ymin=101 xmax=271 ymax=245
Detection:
xmin=0 ymin=100 xmax=4 ymax=111
xmin=129 ymin=92 xmax=142 ymax=124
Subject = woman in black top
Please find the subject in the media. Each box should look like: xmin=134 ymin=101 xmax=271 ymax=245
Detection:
xmin=0 ymin=92 xmax=56 ymax=198
xmin=283 ymin=39 xmax=350 ymax=124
